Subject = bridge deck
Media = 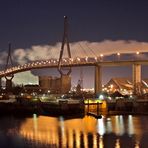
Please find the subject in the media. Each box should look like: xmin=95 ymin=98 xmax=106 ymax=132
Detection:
xmin=0 ymin=59 xmax=148 ymax=77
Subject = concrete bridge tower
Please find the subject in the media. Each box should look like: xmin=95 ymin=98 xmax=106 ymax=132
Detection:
xmin=133 ymin=64 xmax=142 ymax=95
xmin=5 ymin=43 xmax=14 ymax=92
xmin=95 ymin=65 xmax=102 ymax=94
xmin=58 ymin=16 xmax=71 ymax=94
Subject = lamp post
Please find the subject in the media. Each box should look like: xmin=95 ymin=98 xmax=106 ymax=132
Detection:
xmin=100 ymin=54 xmax=104 ymax=61
xmin=117 ymin=53 xmax=120 ymax=61
xmin=136 ymin=51 xmax=140 ymax=60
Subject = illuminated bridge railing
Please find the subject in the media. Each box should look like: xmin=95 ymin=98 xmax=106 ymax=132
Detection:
xmin=0 ymin=57 xmax=98 ymax=77
xmin=0 ymin=57 xmax=148 ymax=77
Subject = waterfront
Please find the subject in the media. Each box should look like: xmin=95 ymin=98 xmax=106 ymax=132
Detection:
xmin=0 ymin=113 xmax=147 ymax=148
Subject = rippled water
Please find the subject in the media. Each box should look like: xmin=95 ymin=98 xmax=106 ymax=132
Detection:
xmin=0 ymin=114 xmax=148 ymax=148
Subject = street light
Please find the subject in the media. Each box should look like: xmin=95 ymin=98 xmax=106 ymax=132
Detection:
xmin=100 ymin=54 xmax=104 ymax=61
xmin=136 ymin=51 xmax=140 ymax=60
xmin=94 ymin=57 xmax=97 ymax=62
xmin=117 ymin=53 xmax=120 ymax=61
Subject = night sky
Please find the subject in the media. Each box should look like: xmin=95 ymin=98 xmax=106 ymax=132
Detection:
xmin=0 ymin=0 xmax=148 ymax=87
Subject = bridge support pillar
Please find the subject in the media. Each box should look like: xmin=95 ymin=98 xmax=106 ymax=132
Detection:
xmin=133 ymin=64 xmax=142 ymax=95
xmin=95 ymin=65 xmax=102 ymax=94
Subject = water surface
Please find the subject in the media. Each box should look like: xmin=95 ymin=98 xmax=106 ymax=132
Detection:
xmin=0 ymin=114 xmax=148 ymax=148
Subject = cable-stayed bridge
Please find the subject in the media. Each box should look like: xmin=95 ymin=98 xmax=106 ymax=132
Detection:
xmin=0 ymin=16 xmax=148 ymax=94
xmin=0 ymin=58 xmax=148 ymax=77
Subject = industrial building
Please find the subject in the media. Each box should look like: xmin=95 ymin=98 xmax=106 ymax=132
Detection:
xmin=39 ymin=75 xmax=71 ymax=94
xmin=39 ymin=76 xmax=52 ymax=92
xmin=103 ymin=78 xmax=148 ymax=95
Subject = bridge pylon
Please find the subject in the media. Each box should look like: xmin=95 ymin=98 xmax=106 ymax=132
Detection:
xmin=58 ymin=16 xmax=72 ymax=76
xmin=132 ymin=64 xmax=142 ymax=96
xmin=95 ymin=65 xmax=102 ymax=94
xmin=4 ymin=43 xmax=14 ymax=92
xmin=57 ymin=16 xmax=72 ymax=94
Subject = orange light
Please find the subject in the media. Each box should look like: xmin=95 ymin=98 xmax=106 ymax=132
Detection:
xmin=136 ymin=51 xmax=139 ymax=55
xmin=117 ymin=53 xmax=120 ymax=56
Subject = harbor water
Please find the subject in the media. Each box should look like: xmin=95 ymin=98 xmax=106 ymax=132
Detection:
xmin=0 ymin=113 xmax=148 ymax=148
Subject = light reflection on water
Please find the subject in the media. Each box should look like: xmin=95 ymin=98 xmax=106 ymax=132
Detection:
xmin=0 ymin=114 xmax=148 ymax=147
xmin=20 ymin=115 xmax=147 ymax=148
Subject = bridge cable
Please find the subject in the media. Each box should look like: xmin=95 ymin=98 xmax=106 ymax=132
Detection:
xmin=78 ymin=43 xmax=89 ymax=57
xmin=85 ymin=43 xmax=98 ymax=57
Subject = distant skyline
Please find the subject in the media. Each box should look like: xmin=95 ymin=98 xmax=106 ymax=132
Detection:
xmin=0 ymin=0 xmax=148 ymax=88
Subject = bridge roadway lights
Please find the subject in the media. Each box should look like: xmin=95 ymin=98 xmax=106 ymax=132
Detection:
xmin=95 ymin=65 xmax=102 ymax=94
xmin=133 ymin=64 xmax=142 ymax=95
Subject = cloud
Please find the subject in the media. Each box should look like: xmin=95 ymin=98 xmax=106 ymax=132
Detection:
xmin=12 ymin=71 xmax=38 ymax=85
xmin=0 ymin=51 xmax=8 ymax=65
xmin=13 ymin=48 xmax=27 ymax=64
xmin=1 ymin=40 xmax=148 ymax=86
xmin=0 ymin=40 xmax=148 ymax=65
